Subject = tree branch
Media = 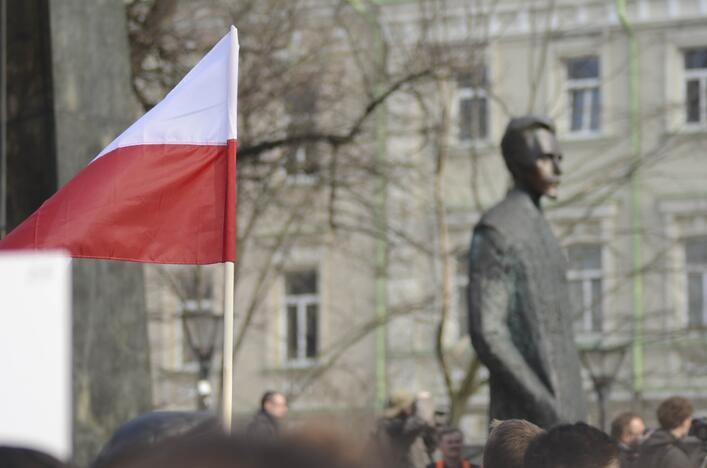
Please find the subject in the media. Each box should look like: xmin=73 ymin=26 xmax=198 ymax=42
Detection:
xmin=237 ymin=68 xmax=433 ymax=161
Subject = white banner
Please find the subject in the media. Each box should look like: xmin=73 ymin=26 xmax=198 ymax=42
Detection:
xmin=0 ymin=251 xmax=72 ymax=461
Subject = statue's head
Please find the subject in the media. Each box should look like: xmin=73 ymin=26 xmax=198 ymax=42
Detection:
xmin=501 ymin=115 xmax=563 ymax=200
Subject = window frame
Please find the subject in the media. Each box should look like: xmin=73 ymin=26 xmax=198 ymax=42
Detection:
xmin=455 ymin=67 xmax=490 ymax=144
xmin=282 ymin=270 xmax=320 ymax=367
xmin=663 ymin=29 xmax=707 ymax=133
xmin=657 ymin=199 xmax=707 ymax=330
xmin=283 ymin=86 xmax=320 ymax=184
xmin=683 ymin=48 xmax=707 ymax=128
xmin=685 ymin=237 xmax=707 ymax=328
xmin=565 ymin=56 xmax=601 ymax=136
xmin=566 ymin=243 xmax=604 ymax=334
xmin=284 ymin=144 xmax=319 ymax=185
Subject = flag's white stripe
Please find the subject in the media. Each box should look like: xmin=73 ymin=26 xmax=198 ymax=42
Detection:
xmin=228 ymin=26 xmax=239 ymax=141
xmin=94 ymin=29 xmax=234 ymax=161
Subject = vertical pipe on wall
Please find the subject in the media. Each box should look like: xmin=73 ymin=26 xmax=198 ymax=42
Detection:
xmin=348 ymin=0 xmax=390 ymax=411
xmin=616 ymin=0 xmax=645 ymax=399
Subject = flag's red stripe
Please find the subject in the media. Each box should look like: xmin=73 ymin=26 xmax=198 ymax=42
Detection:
xmin=0 ymin=143 xmax=236 ymax=264
xmin=225 ymin=139 xmax=237 ymax=262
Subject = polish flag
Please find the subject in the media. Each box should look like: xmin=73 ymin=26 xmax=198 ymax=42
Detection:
xmin=0 ymin=27 xmax=239 ymax=265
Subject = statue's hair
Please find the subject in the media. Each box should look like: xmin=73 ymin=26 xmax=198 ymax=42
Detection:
xmin=500 ymin=115 xmax=556 ymax=177
xmin=483 ymin=419 xmax=544 ymax=468
xmin=524 ymin=422 xmax=619 ymax=468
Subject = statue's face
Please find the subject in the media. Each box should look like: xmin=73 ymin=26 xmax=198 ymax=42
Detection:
xmin=520 ymin=128 xmax=563 ymax=200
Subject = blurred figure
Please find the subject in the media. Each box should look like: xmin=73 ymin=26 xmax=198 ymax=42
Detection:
xmin=0 ymin=447 xmax=68 ymax=468
xmin=638 ymin=396 xmax=706 ymax=468
xmin=91 ymin=411 xmax=220 ymax=468
xmin=524 ymin=422 xmax=619 ymax=468
xmin=372 ymin=391 xmax=436 ymax=468
xmin=247 ymin=391 xmax=288 ymax=440
xmin=610 ymin=411 xmax=645 ymax=468
xmin=97 ymin=430 xmax=364 ymax=468
xmin=426 ymin=427 xmax=478 ymax=468
xmin=483 ymin=419 xmax=543 ymax=468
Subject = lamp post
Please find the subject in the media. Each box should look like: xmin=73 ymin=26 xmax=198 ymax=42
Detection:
xmin=182 ymin=300 xmax=222 ymax=410
xmin=579 ymin=339 xmax=630 ymax=431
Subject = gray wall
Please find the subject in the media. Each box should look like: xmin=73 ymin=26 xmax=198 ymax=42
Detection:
xmin=47 ymin=1 xmax=152 ymax=464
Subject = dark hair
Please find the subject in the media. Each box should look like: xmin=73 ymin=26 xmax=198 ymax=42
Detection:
xmin=524 ymin=422 xmax=619 ymax=468
xmin=91 ymin=411 xmax=221 ymax=468
xmin=610 ymin=412 xmax=640 ymax=440
xmin=261 ymin=391 xmax=279 ymax=410
xmin=97 ymin=429 xmax=365 ymax=468
xmin=437 ymin=427 xmax=463 ymax=442
xmin=657 ymin=396 xmax=693 ymax=430
xmin=500 ymin=115 xmax=556 ymax=178
xmin=0 ymin=447 xmax=68 ymax=468
xmin=483 ymin=419 xmax=544 ymax=468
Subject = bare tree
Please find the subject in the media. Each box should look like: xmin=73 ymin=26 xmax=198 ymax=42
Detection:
xmin=128 ymin=0 xmax=707 ymax=424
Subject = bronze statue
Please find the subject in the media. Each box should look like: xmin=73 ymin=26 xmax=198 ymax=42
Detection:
xmin=467 ymin=115 xmax=587 ymax=428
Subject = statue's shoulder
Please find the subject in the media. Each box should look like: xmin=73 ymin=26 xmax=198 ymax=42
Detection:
xmin=477 ymin=191 xmax=532 ymax=234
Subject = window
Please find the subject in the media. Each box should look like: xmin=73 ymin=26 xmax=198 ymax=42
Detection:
xmin=567 ymin=244 xmax=603 ymax=333
xmin=285 ymin=88 xmax=320 ymax=182
xmin=457 ymin=67 xmax=488 ymax=142
xmin=686 ymin=237 xmax=707 ymax=327
xmin=684 ymin=48 xmax=707 ymax=125
xmin=284 ymin=270 xmax=319 ymax=363
xmin=566 ymin=57 xmax=600 ymax=134
xmin=284 ymin=144 xmax=319 ymax=181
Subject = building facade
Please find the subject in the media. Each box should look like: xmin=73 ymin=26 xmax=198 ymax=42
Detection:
xmin=146 ymin=0 xmax=707 ymax=443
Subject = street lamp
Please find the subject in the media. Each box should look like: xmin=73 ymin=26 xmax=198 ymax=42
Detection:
xmin=181 ymin=299 xmax=222 ymax=410
xmin=578 ymin=339 xmax=630 ymax=431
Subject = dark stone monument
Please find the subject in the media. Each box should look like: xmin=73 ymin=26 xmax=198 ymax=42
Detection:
xmin=6 ymin=1 xmax=152 ymax=465
xmin=467 ymin=115 xmax=587 ymax=428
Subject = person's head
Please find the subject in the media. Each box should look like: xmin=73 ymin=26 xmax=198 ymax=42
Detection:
xmin=483 ymin=419 xmax=544 ymax=468
xmin=0 ymin=447 xmax=68 ymax=468
xmin=437 ymin=427 xmax=464 ymax=462
xmin=610 ymin=412 xmax=645 ymax=448
xmin=96 ymin=431 xmax=365 ymax=468
xmin=657 ymin=396 xmax=693 ymax=438
xmin=500 ymin=115 xmax=563 ymax=200
xmin=261 ymin=391 xmax=288 ymax=420
xmin=524 ymin=422 xmax=619 ymax=468
xmin=91 ymin=411 xmax=221 ymax=468
xmin=383 ymin=391 xmax=416 ymax=418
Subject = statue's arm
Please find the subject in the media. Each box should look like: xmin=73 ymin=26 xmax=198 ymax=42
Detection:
xmin=467 ymin=226 xmax=558 ymax=416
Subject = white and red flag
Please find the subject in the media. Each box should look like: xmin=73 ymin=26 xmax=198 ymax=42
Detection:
xmin=0 ymin=27 xmax=239 ymax=265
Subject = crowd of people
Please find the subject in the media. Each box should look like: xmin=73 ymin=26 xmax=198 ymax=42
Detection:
xmin=612 ymin=397 xmax=707 ymax=468
xmin=2 ymin=390 xmax=706 ymax=468
xmin=239 ymin=390 xmax=707 ymax=468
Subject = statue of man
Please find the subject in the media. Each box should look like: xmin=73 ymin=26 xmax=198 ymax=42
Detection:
xmin=467 ymin=115 xmax=587 ymax=428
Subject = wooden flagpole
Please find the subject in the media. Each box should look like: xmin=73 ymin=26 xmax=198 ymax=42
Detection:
xmin=222 ymin=26 xmax=239 ymax=432
xmin=222 ymin=260 xmax=235 ymax=430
